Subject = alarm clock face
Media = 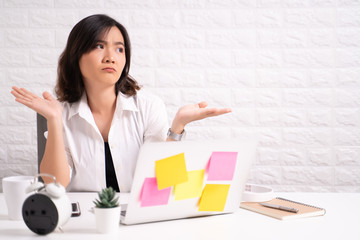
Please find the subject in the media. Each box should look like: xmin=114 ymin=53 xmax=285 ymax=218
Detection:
xmin=22 ymin=194 xmax=59 ymax=235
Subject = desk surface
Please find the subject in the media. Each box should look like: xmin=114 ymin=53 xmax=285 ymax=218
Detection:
xmin=0 ymin=192 xmax=359 ymax=240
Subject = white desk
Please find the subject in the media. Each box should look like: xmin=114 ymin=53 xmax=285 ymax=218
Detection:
xmin=0 ymin=192 xmax=359 ymax=240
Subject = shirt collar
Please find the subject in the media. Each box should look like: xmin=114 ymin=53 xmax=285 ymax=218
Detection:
xmin=67 ymin=92 xmax=139 ymax=121
xmin=67 ymin=93 xmax=91 ymax=121
xmin=116 ymin=92 xmax=139 ymax=112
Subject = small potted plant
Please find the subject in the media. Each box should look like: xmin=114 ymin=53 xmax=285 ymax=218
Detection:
xmin=93 ymin=187 xmax=121 ymax=234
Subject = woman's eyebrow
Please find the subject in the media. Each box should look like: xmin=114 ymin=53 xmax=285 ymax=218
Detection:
xmin=96 ymin=40 xmax=124 ymax=46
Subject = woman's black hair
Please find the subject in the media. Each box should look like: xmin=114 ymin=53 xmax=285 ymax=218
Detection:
xmin=55 ymin=14 xmax=140 ymax=103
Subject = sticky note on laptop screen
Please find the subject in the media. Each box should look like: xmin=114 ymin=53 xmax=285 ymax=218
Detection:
xmin=207 ymin=152 xmax=238 ymax=181
xmin=140 ymin=178 xmax=171 ymax=207
xmin=155 ymin=153 xmax=188 ymax=190
xmin=198 ymin=184 xmax=230 ymax=212
xmin=174 ymin=169 xmax=204 ymax=200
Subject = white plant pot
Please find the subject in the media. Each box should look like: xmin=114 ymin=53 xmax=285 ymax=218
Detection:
xmin=94 ymin=206 xmax=121 ymax=234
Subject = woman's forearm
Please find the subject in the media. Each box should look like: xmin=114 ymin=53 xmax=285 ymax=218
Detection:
xmin=39 ymin=117 xmax=70 ymax=187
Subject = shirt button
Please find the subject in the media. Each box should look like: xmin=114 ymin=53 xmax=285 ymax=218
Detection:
xmin=111 ymin=145 xmax=115 ymax=149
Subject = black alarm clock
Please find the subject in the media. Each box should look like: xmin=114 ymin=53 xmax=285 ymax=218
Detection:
xmin=22 ymin=173 xmax=72 ymax=235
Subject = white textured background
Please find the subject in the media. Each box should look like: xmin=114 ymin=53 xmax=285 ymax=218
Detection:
xmin=1 ymin=0 xmax=360 ymax=192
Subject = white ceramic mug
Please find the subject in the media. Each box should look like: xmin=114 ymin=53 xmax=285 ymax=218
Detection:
xmin=2 ymin=175 xmax=33 ymax=220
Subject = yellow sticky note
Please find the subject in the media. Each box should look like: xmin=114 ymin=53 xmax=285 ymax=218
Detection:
xmin=198 ymin=184 xmax=230 ymax=212
xmin=155 ymin=153 xmax=188 ymax=190
xmin=174 ymin=170 xmax=204 ymax=200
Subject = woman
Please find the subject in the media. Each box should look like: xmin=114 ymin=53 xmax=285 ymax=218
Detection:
xmin=11 ymin=14 xmax=231 ymax=192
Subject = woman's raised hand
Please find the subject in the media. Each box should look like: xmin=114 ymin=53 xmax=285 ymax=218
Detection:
xmin=11 ymin=86 xmax=63 ymax=121
xmin=171 ymin=101 xmax=232 ymax=133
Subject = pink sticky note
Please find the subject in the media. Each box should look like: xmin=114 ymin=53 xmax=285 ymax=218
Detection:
xmin=140 ymin=178 xmax=171 ymax=207
xmin=207 ymin=152 xmax=238 ymax=181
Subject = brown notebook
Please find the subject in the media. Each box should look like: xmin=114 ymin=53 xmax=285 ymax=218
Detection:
xmin=240 ymin=197 xmax=326 ymax=220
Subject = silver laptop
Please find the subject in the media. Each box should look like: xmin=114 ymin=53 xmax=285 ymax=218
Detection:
xmin=121 ymin=139 xmax=256 ymax=225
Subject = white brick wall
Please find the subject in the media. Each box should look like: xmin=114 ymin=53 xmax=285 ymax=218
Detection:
xmin=1 ymin=0 xmax=360 ymax=192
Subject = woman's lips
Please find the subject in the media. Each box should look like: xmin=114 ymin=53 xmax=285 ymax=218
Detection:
xmin=102 ymin=67 xmax=116 ymax=72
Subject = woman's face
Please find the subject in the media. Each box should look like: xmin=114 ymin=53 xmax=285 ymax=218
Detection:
xmin=79 ymin=26 xmax=126 ymax=92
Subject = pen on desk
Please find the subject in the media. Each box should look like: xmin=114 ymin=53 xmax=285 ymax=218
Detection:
xmin=260 ymin=202 xmax=299 ymax=213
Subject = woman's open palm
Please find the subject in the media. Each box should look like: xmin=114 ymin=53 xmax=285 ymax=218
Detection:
xmin=175 ymin=101 xmax=232 ymax=127
xmin=11 ymin=86 xmax=63 ymax=120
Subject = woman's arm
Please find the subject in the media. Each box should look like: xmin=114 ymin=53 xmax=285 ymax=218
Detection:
xmin=167 ymin=101 xmax=232 ymax=141
xmin=40 ymin=116 xmax=70 ymax=187
xmin=11 ymin=87 xmax=70 ymax=187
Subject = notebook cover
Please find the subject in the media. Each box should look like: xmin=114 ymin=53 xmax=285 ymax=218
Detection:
xmin=240 ymin=197 xmax=326 ymax=220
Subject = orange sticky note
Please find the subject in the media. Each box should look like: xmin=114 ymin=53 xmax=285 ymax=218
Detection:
xmin=198 ymin=184 xmax=230 ymax=212
xmin=155 ymin=153 xmax=188 ymax=190
xmin=174 ymin=170 xmax=204 ymax=200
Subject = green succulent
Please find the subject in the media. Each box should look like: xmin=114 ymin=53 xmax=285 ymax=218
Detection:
xmin=93 ymin=187 xmax=119 ymax=208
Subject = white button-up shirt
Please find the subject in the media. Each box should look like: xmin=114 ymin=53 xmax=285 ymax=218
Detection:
xmin=61 ymin=90 xmax=169 ymax=192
